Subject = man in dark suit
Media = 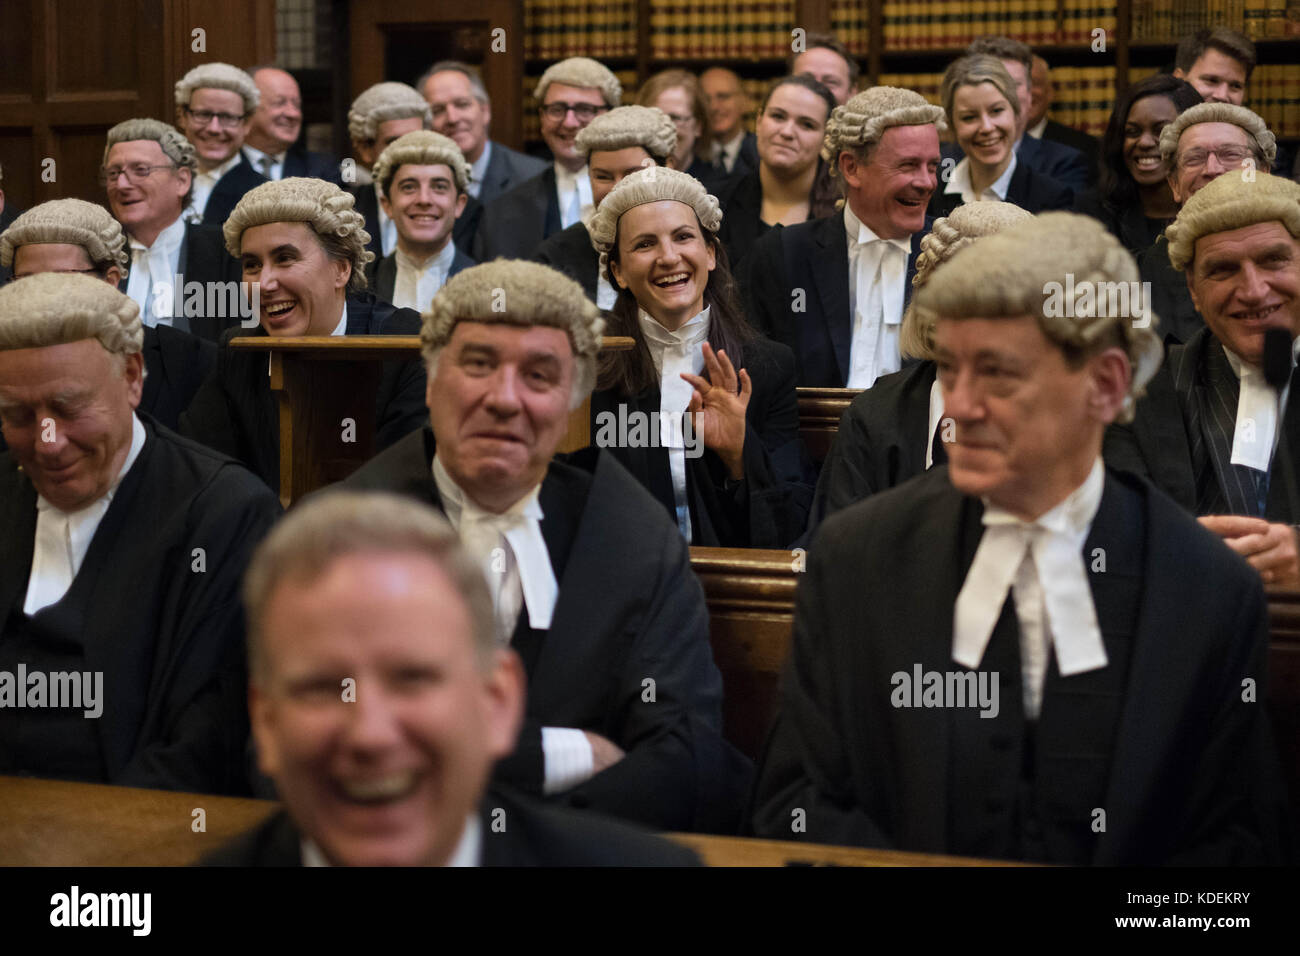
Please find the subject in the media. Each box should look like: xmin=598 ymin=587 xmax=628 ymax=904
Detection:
xmin=0 ymin=273 xmax=280 ymax=794
xmin=752 ymin=212 xmax=1290 ymax=864
xmin=0 ymin=199 xmax=215 ymax=435
xmin=745 ymin=87 xmax=944 ymax=388
xmin=363 ymin=131 xmax=475 ymax=309
xmin=1110 ymin=172 xmax=1300 ymax=587
xmin=419 ymin=60 xmax=548 ymax=206
xmin=174 ymin=63 xmax=267 ymax=225
xmin=1138 ymin=102 xmax=1278 ymax=345
xmin=203 ymin=491 xmax=697 ymax=866
xmin=1027 ymin=55 xmax=1100 ymax=186
xmin=700 ymin=67 xmax=757 ymax=178
xmin=473 ymin=57 xmax=623 ymax=261
xmin=341 ymin=260 xmax=744 ymax=832
xmin=181 ymin=178 xmax=427 ymax=491
xmin=532 ymin=104 xmax=677 ymax=306
xmin=102 ymin=118 xmax=244 ymax=343
xmin=242 ymin=66 xmax=341 ymax=185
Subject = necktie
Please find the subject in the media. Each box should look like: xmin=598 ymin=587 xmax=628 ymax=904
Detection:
xmin=258 ymin=154 xmax=274 ymax=179
xmin=458 ymin=504 xmax=558 ymax=643
xmin=24 ymin=502 xmax=73 ymax=615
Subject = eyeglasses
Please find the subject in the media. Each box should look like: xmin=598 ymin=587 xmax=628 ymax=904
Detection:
xmin=183 ymin=106 xmax=248 ymax=129
xmin=1177 ymin=145 xmax=1252 ymax=171
xmin=540 ymin=102 xmax=607 ymax=122
xmin=100 ymin=163 xmax=178 ymax=185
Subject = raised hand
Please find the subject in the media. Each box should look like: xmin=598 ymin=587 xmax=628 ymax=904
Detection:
xmin=680 ymin=342 xmax=752 ymax=480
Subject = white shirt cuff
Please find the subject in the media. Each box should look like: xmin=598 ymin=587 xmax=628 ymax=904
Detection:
xmin=540 ymin=726 xmax=595 ymax=795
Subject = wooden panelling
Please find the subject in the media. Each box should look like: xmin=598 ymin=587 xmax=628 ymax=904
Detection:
xmin=0 ymin=0 xmax=35 ymax=97
xmin=51 ymin=0 xmax=139 ymax=93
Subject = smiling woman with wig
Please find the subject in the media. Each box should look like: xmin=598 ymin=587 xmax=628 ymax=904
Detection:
xmin=587 ymin=166 xmax=807 ymax=547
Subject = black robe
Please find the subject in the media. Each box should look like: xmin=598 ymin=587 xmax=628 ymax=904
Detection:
xmin=200 ymin=156 xmax=267 ymax=226
xmin=927 ymin=158 xmax=1075 ymax=219
xmin=590 ymin=333 xmax=808 ymax=548
xmin=751 ymin=465 xmax=1291 ymax=864
xmin=340 ymin=429 xmax=748 ymax=832
xmin=531 ymin=221 xmax=599 ymax=302
xmin=471 ymin=166 xmax=561 ymax=262
xmin=201 ymin=787 xmax=700 ymax=866
xmin=179 ymin=293 xmax=428 ymax=491
xmin=140 ymin=325 xmax=216 ymax=433
xmin=1138 ymin=234 xmax=1204 ymax=346
xmin=0 ymin=416 xmax=280 ymax=794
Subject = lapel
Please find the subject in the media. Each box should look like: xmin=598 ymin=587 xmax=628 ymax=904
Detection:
xmin=450 ymin=248 xmax=475 ymax=278
xmin=1132 ymin=359 xmax=1198 ymax=510
xmin=1007 ymin=160 xmax=1033 ymax=209
xmin=1267 ymin=363 xmax=1300 ymax=521
xmin=376 ymin=254 xmax=397 ymax=304
xmin=541 ymin=167 xmax=561 ymax=238
xmin=899 ymin=362 xmax=938 ymax=478
xmin=1198 ymin=337 xmax=1260 ymax=515
xmin=810 ymin=213 xmax=852 ymax=385
xmin=0 ymin=465 xmax=38 ymax=622
xmin=903 ymin=220 xmax=930 ymax=309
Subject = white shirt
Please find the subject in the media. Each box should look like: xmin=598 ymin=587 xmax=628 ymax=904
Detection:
xmin=943 ymin=152 xmax=1018 ymax=206
xmin=553 ymin=161 xmax=593 ymax=230
xmin=125 ymin=215 xmax=187 ymax=328
xmin=243 ymin=144 xmax=285 ymax=181
xmin=1027 ymin=116 xmax=1049 ymax=140
xmin=716 ymin=129 xmax=747 ymax=174
xmin=844 ymin=203 xmax=911 ymax=389
xmin=191 ymin=153 xmax=242 ymax=219
xmin=302 ymin=813 xmax=481 ymax=866
xmin=595 ymin=273 xmax=618 ymax=311
xmin=1224 ymin=340 xmax=1299 ymax=473
xmin=467 ymin=140 xmax=492 ymax=199
xmin=373 ymin=183 xmax=398 ymax=256
xmin=24 ymin=415 xmax=147 ymax=615
xmin=391 ymin=241 xmax=457 ymax=312
xmin=926 ymin=378 xmax=946 ymax=471
xmin=640 ymin=307 xmax=711 ymax=542
xmin=953 ymin=458 xmax=1109 ymax=721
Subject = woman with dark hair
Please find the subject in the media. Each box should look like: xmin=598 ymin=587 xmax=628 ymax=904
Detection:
xmin=1074 ymin=75 xmax=1202 ymax=255
xmin=715 ymin=74 xmax=837 ymax=268
xmin=587 ymin=167 xmax=806 ymax=547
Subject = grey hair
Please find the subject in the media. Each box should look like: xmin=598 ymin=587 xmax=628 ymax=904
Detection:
xmin=1158 ymin=101 xmax=1277 ymax=168
xmin=175 ymin=62 xmax=260 ymax=113
xmin=535 ymin=56 xmax=623 ymax=108
xmin=103 ymin=118 xmax=198 ymax=207
xmin=418 ymin=60 xmax=490 ymax=106
xmin=1166 ymin=170 xmax=1300 ymax=272
xmin=348 ymin=82 xmax=434 ymax=143
xmin=0 ymin=199 xmax=129 ymax=272
xmin=0 ymin=272 xmax=142 ymax=358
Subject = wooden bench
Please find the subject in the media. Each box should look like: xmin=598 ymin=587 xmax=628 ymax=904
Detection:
xmin=0 ymin=776 xmax=999 ymax=867
xmin=690 ymin=547 xmax=1300 ymax=815
xmin=796 ymin=387 xmax=858 ymax=464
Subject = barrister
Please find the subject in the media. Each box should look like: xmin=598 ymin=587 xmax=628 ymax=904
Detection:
xmin=0 ymin=274 xmax=279 ymax=793
xmin=180 ymin=178 xmax=428 ymax=489
xmin=204 ymin=491 xmax=698 ymax=866
xmin=341 ymin=260 xmax=744 ymax=832
xmin=752 ymin=212 xmax=1290 ymax=864
xmin=1109 ymin=172 xmax=1300 ymax=585
xmin=242 ymin=66 xmax=341 ymax=185
xmin=174 ymin=63 xmax=267 ymax=225
xmin=745 ymin=87 xmax=944 ymax=388
xmin=0 ymin=199 xmax=214 ymax=434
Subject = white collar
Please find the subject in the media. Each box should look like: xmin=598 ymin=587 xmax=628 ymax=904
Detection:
xmin=842 ymin=203 xmax=914 ymax=255
xmin=926 ymin=377 xmax=945 ymax=471
xmin=943 ymin=152 xmax=1017 ymax=202
xmin=719 ymin=129 xmax=746 ymax=157
xmin=470 ymin=140 xmax=492 ymax=186
xmin=243 ymin=143 xmax=286 ymax=167
xmin=329 ymin=302 xmax=348 ymax=337
xmin=395 ymin=239 xmax=456 ymax=276
xmin=1027 ymin=116 xmax=1048 ymax=139
xmin=301 ymin=812 xmax=480 ymax=867
xmin=198 ymin=152 xmax=242 ymax=183
xmin=638 ymin=305 xmax=711 ymax=352
xmin=129 ymin=213 xmax=186 ymax=254
xmin=554 ymin=161 xmax=586 ymax=193
xmin=1224 ymin=338 xmax=1300 ymax=471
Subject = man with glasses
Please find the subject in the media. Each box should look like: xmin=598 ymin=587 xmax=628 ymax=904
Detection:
xmin=100 ymin=118 xmax=243 ymax=342
xmin=473 ymin=57 xmax=622 ymax=261
xmin=174 ymin=63 xmax=267 ymax=226
xmin=1136 ymin=103 xmax=1277 ymax=345
xmin=700 ymin=68 xmax=757 ymax=178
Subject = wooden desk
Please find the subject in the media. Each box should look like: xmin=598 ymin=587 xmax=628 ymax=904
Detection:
xmin=0 ymin=776 xmax=1003 ymax=867
xmin=230 ymin=335 xmax=635 ymax=508
xmin=796 ymin=387 xmax=859 ymax=463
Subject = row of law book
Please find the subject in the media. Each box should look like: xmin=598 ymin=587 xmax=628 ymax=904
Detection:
xmin=881 ymin=0 xmax=1116 ymax=50
xmin=1128 ymin=62 xmax=1300 ymax=137
xmin=647 ymin=0 xmax=798 ymax=61
xmin=1131 ymin=0 xmax=1300 ymax=40
xmin=830 ymin=0 xmax=871 ymax=54
xmin=524 ymin=0 xmax=638 ymax=61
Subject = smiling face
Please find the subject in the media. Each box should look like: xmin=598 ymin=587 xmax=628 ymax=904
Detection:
xmin=104 ymin=140 xmax=190 ymax=242
xmin=426 ymin=321 xmax=575 ymax=513
xmin=792 ymin=46 xmax=853 ymax=105
xmin=181 ymin=87 xmax=250 ymax=170
xmin=1187 ymin=221 xmax=1300 ymax=367
xmin=1175 ymin=48 xmax=1248 ymax=105
xmin=249 ymin=68 xmax=303 ymax=153
xmin=650 ymin=86 xmax=698 ymax=169
xmin=1168 ymin=122 xmax=1254 ymax=204
xmin=588 ymin=146 xmax=655 ymax=208
xmin=934 ymin=314 xmax=1126 ymax=519
xmin=700 ymin=68 xmax=745 ymax=142
xmin=250 ymin=549 xmax=521 ymax=867
xmin=756 ymin=84 xmax=829 ymax=177
xmin=0 ymin=339 xmax=142 ymax=513
xmin=1123 ymin=94 xmax=1179 ymax=187
xmin=841 ymin=124 xmax=940 ymax=240
xmin=541 ymin=82 xmax=608 ymax=170
xmin=239 ymin=221 xmax=350 ymax=336
xmin=380 ymin=163 xmax=466 ymax=257
xmin=952 ymin=82 xmax=1017 ymax=174
xmin=425 ymin=70 xmax=491 ymax=163
xmin=609 ymin=200 xmax=717 ymax=331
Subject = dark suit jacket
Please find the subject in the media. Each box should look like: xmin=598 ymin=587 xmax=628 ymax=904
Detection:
xmin=744 ymin=210 xmax=930 ymax=387
xmin=1073 ymin=189 xmax=1170 ymax=258
xmin=201 ymin=155 xmax=267 ymax=226
xmin=472 ymin=166 xmax=560 ymax=262
xmin=351 ymin=183 xmax=481 ymax=263
xmin=179 ymin=293 xmax=427 ymax=490
xmin=0 ymin=416 xmax=280 ymax=794
xmin=1039 ymin=119 xmax=1100 ymax=187
xmin=364 ymin=245 xmax=475 ymax=306
xmin=942 ymin=138 xmax=1087 ymax=194
xmin=201 ymin=789 xmax=701 ymax=865
xmin=715 ymin=169 xmax=769 ymax=270
xmin=117 ymin=221 xmax=244 ymax=343
xmin=751 ymin=465 xmax=1291 ymax=864
xmin=531 ymin=221 xmax=598 ymax=301
xmin=281 ymin=145 xmax=342 ymax=184
xmin=1105 ymin=327 xmax=1300 ymax=523
xmin=1138 ymin=234 xmax=1203 ymax=346
xmin=341 ymin=430 xmax=746 ymax=832
xmin=929 ymin=157 xmax=1074 ymax=218
xmin=478 ymin=139 xmax=549 ymax=206
xmin=716 ymin=131 xmax=758 ymax=179
xmin=141 ymin=325 xmax=216 ymax=432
